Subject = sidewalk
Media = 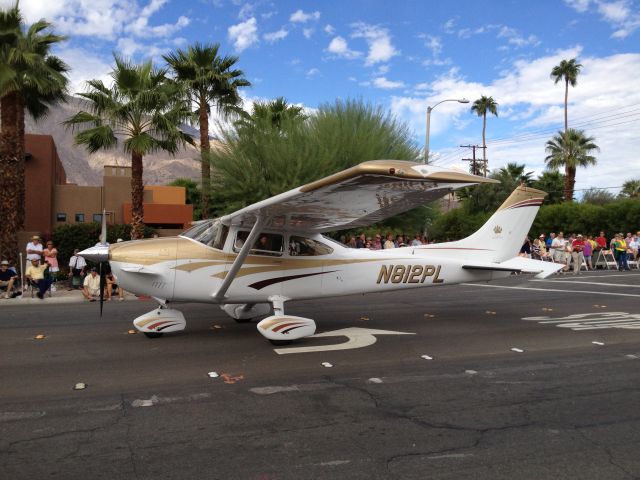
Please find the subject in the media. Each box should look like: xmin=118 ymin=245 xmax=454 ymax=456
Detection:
xmin=0 ymin=285 xmax=140 ymax=306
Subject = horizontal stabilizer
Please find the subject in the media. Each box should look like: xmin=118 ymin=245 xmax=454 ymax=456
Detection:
xmin=463 ymin=257 xmax=563 ymax=279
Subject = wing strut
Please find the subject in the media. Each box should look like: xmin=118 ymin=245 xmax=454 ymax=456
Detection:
xmin=212 ymin=214 xmax=267 ymax=301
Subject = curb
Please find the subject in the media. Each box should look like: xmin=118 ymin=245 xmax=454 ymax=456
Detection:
xmin=0 ymin=294 xmax=136 ymax=306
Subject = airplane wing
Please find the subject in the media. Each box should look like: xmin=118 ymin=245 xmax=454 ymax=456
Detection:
xmin=463 ymin=257 xmax=564 ymax=279
xmin=220 ymin=160 xmax=498 ymax=232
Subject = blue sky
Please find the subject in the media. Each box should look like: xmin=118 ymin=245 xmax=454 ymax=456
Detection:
xmin=7 ymin=0 xmax=640 ymax=194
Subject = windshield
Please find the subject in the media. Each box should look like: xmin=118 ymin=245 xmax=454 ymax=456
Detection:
xmin=180 ymin=220 xmax=228 ymax=249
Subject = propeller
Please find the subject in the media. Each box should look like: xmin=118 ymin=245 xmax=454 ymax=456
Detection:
xmin=79 ymin=209 xmax=109 ymax=316
xmin=98 ymin=209 xmax=108 ymax=316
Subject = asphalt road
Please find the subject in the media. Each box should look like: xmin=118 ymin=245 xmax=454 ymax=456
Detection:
xmin=2 ymin=271 xmax=640 ymax=479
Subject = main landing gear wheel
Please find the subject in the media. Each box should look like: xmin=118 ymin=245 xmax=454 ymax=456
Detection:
xmin=269 ymin=339 xmax=292 ymax=346
xmin=144 ymin=332 xmax=164 ymax=339
xmin=234 ymin=317 xmax=253 ymax=324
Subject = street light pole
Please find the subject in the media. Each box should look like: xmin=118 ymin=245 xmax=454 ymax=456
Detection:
xmin=424 ymin=98 xmax=469 ymax=164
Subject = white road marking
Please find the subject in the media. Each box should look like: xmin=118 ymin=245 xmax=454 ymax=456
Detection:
xmin=552 ymin=273 xmax=640 ymax=279
xmin=462 ymin=283 xmax=640 ymax=298
xmin=523 ymin=312 xmax=640 ymax=330
xmin=533 ymin=279 xmax=640 ymax=288
xmin=274 ymin=327 xmax=414 ymax=355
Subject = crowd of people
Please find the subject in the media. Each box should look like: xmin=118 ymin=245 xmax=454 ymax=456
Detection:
xmin=0 ymin=235 xmax=125 ymax=301
xmin=520 ymin=231 xmax=640 ymax=273
xmin=341 ymin=233 xmax=427 ymax=249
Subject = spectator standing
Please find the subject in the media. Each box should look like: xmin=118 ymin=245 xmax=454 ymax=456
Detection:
xmin=531 ymin=237 xmax=542 ymax=260
xmin=613 ymin=234 xmax=630 ymax=271
xmin=520 ymin=237 xmax=532 ymax=258
xmin=25 ymin=235 xmax=43 ymax=271
xmin=410 ymin=234 xmax=422 ymax=247
xmin=629 ymin=234 xmax=639 ymax=261
xmin=548 ymin=233 xmax=556 ymax=258
xmin=355 ymin=233 xmax=366 ymax=249
xmin=371 ymin=234 xmax=383 ymax=250
xmin=0 ymin=260 xmax=17 ymax=298
xmin=383 ymin=234 xmax=395 ymax=249
xmin=43 ymin=241 xmax=59 ymax=292
xmin=571 ymin=234 xmax=585 ymax=274
xmin=583 ymin=236 xmax=593 ymax=270
xmin=552 ymin=232 xmax=568 ymax=270
xmin=68 ymin=249 xmax=87 ymax=289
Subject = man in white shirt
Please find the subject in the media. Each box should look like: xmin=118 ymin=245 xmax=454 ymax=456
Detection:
xmin=82 ymin=268 xmax=101 ymax=302
xmin=69 ymin=249 xmax=87 ymax=289
xmin=551 ymin=232 xmax=568 ymax=268
xmin=25 ymin=235 xmax=43 ymax=270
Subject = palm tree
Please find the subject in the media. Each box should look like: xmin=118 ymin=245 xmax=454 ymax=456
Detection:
xmin=550 ymin=58 xmax=582 ymax=133
xmin=620 ymin=179 xmax=640 ymax=198
xmin=0 ymin=4 xmax=68 ymax=263
xmin=470 ymin=95 xmax=498 ymax=175
xmin=163 ymin=43 xmax=250 ymax=219
xmin=545 ymin=129 xmax=599 ymax=202
xmin=531 ymin=171 xmax=565 ymax=204
xmin=65 ymin=57 xmax=194 ymax=239
xmin=497 ymin=162 xmax=534 ymax=186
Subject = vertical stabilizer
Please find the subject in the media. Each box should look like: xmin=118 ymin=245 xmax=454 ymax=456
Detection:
xmin=446 ymin=186 xmax=547 ymax=263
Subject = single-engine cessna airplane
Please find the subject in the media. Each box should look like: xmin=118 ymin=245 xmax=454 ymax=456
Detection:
xmin=80 ymin=160 xmax=562 ymax=344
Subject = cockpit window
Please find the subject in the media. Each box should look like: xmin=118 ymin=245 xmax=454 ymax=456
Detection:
xmin=289 ymin=236 xmax=333 ymax=256
xmin=180 ymin=220 xmax=228 ymax=250
xmin=234 ymin=231 xmax=283 ymax=256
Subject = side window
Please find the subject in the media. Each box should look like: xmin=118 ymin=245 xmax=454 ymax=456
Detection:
xmin=212 ymin=224 xmax=229 ymax=250
xmin=289 ymin=236 xmax=334 ymax=256
xmin=233 ymin=231 xmax=283 ymax=256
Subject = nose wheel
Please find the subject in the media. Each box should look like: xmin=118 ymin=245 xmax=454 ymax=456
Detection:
xmin=144 ymin=332 xmax=164 ymax=339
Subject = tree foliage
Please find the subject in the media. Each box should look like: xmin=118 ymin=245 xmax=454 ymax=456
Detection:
xmin=531 ymin=170 xmax=564 ymax=204
xmin=581 ymin=187 xmax=616 ymax=205
xmin=620 ymin=179 xmax=640 ymax=198
xmin=65 ymin=56 xmax=194 ymax=239
xmin=209 ymin=98 xmax=420 ymax=217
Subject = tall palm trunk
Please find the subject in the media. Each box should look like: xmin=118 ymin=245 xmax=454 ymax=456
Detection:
xmin=563 ymin=79 xmax=571 ymax=201
xmin=564 ymin=165 xmax=576 ymax=202
xmin=130 ymin=152 xmax=144 ymax=240
xmin=16 ymin=93 xmax=25 ymax=228
xmin=199 ymin=101 xmax=210 ymax=219
xmin=0 ymin=92 xmax=21 ymax=264
xmin=482 ymin=113 xmax=487 ymax=176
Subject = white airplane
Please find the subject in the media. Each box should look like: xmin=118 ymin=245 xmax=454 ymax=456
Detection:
xmin=80 ymin=160 xmax=562 ymax=343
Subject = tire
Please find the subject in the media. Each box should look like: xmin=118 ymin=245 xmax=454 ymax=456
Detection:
xmin=144 ymin=332 xmax=164 ymax=339
xmin=234 ymin=317 xmax=253 ymax=323
xmin=269 ymin=339 xmax=292 ymax=346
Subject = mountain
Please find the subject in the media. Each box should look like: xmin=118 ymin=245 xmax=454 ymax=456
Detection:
xmin=25 ymin=96 xmax=202 ymax=186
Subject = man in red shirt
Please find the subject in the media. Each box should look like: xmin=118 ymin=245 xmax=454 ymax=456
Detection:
xmin=595 ymin=231 xmax=607 ymax=250
xmin=571 ymin=234 xmax=586 ymax=274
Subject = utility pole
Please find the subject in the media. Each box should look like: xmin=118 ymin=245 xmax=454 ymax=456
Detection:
xmin=460 ymin=144 xmax=487 ymax=176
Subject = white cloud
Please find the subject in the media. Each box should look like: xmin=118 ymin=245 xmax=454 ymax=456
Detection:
xmin=303 ymin=28 xmax=314 ymax=38
xmin=419 ymin=34 xmax=451 ymax=66
xmin=228 ymin=17 xmax=259 ymax=52
xmin=263 ymin=28 xmax=288 ymax=43
xmin=324 ymin=24 xmax=335 ymax=35
xmin=373 ymin=77 xmax=406 ymax=89
xmin=57 ymin=47 xmax=113 ymax=95
xmin=391 ymin=48 xmax=640 ymax=191
xmin=351 ymin=22 xmax=399 ymax=65
xmin=306 ymin=68 xmax=320 ymax=77
xmin=289 ymin=9 xmax=320 ymax=23
xmin=443 ymin=18 xmax=457 ymax=34
xmin=1 ymin=0 xmax=190 ymax=41
xmin=497 ymin=26 xmax=540 ymax=48
xmin=327 ymin=36 xmax=362 ymax=59
xmin=565 ymin=0 xmax=640 ymax=38
xmin=564 ymin=0 xmax=593 ymax=13
xmin=376 ymin=65 xmax=390 ymax=75
xmin=238 ymin=2 xmax=255 ymax=20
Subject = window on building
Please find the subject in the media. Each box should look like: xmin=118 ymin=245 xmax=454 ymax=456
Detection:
xmin=75 ymin=213 xmax=84 ymax=223
xmin=93 ymin=214 xmax=102 ymax=223
xmin=289 ymin=236 xmax=333 ymax=256
xmin=56 ymin=213 xmax=66 ymax=222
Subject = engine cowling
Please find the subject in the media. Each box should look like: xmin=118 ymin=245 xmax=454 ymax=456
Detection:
xmin=257 ymin=315 xmax=316 ymax=341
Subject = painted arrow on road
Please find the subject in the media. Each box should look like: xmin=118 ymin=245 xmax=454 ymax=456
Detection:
xmin=274 ymin=327 xmax=415 ymax=355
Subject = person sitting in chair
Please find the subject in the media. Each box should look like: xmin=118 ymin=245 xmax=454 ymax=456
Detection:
xmin=0 ymin=260 xmax=17 ymax=299
xmin=25 ymin=258 xmax=51 ymax=299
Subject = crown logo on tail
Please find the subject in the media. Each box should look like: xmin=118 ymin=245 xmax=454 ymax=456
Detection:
xmin=493 ymin=225 xmax=502 ymax=234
